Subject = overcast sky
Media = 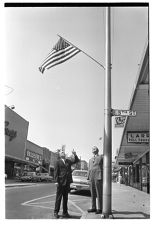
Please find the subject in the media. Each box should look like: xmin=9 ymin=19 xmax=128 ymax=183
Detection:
xmin=4 ymin=5 xmax=148 ymax=162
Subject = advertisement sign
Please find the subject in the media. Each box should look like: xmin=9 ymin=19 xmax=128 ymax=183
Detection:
xmin=25 ymin=149 xmax=43 ymax=165
xmin=5 ymin=121 xmax=17 ymax=141
xmin=115 ymin=116 xmax=126 ymax=127
xmin=127 ymin=132 xmax=149 ymax=143
xmin=5 ymin=106 xmax=29 ymax=160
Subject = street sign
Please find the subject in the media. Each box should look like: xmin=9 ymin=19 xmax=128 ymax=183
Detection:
xmin=114 ymin=116 xmax=126 ymax=127
xmin=112 ymin=109 xmax=136 ymax=117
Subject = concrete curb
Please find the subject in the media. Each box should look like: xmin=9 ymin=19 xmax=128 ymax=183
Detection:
xmin=5 ymin=183 xmax=37 ymax=187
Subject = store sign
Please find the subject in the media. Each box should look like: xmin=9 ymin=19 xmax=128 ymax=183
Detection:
xmin=5 ymin=121 xmax=17 ymax=141
xmin=25 ymin=149 xmax=42 ymax=165
xmin=115 ymin=116 xmax=126 ymax=127
xmin=112 ymin=109 xmax=136 ymax=117
xmin=127 ymin=132 xmax=149 ymax=143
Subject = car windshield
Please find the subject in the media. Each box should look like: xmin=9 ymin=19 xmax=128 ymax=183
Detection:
xmin=72 ymin=171 xmax=87 ymax=177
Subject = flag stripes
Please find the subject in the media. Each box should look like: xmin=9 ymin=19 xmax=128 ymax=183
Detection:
xmin=39 ymin=37 xmax=80 ymax=73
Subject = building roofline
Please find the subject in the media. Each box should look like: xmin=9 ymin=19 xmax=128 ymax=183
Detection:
xmin=5 ymin=105 xmax=29 ymax=124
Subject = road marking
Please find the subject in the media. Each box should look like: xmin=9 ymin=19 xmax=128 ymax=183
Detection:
xmin=69 ymin=199 xmax=84 ymax=214
xmin=70 ymin=198 xmax=88 ymax=202
xmin=23 ymin=204 xmax=53 ymax=210
xmin=29 ymin=201 xmax=55 ymax=204
xmin=23 ymin=204 xmax=81 ymax=216
xmin=21 ymin=194 xmax=86 ymax=215
xmin=21 ymin=194 xmax=56 ymax=205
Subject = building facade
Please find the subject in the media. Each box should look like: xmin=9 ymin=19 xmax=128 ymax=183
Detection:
xmin=5 ymin=106 xmax=47 ymax=178
xmin=116 ymin=43 xmax=149 ymax=193
xmin=5 ymin=105 xmax=29 ymax=178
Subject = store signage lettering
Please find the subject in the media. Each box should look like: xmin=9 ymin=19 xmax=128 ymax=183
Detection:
xmin=127 ymin=132 xmax=149 ymax=143
xmin=5 ymin=121 xmax=17 ymax=141
xmin=25 ymin=150 xmax=42 ymax=164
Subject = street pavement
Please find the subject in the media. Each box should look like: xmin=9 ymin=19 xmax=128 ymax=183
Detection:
xmin=5 ymin=180 xmax=89 ymax=219
xmin=5 ymin=179 xmax=150 ymax=219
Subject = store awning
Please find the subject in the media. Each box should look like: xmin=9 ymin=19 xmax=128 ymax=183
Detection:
xmin=116 ymin=43 xmax=149 ymax=167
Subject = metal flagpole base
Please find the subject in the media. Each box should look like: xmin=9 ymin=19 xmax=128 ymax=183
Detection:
xmin=101 ymin=213 xmax=114 ymax=219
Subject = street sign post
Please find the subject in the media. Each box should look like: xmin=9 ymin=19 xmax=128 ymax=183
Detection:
xmin=111 ymin=109 xmax=136 ymax=117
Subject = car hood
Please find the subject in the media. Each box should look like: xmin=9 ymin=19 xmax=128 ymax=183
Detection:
xmin=72 ymin=176 xmax=88 ymax=184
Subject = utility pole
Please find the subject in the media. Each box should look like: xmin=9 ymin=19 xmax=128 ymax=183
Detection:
xmin=102 ymin=7 xmax=112 ymax=218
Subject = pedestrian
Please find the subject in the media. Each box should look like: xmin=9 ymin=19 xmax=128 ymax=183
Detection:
xmin=54 ymin=149 xmax=80 ymax=218
xmin=87 ymin=146 xmax=103 ymax=214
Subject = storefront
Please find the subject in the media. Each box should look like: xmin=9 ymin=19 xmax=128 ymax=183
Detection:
xmin=5 ymin=106 xmax=43 ymax=178
xmin=127 ymin=150 xmax=150 ymax=193
xmin=115 ymin=43 xmax=149 ymax=193
xmin=25 ymin=140 xmax=43 ymax=173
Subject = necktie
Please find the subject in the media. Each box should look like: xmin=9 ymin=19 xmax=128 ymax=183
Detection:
xmin=93 ymin=156 xmax=95 ymax=163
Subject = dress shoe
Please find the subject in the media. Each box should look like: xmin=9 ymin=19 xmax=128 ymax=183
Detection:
xmin=87 ymin=208 xmax=97 ymax=213
xmin=95 ymin=209 xmax=102 ymax=214
xmin=54 ymin=213 xmax=59 ymax=219
xmin=62 ymin=212 xmax=71 ymax=218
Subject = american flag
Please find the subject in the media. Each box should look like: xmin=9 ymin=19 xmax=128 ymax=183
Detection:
xmin=39 ymin=37 xmax=81 ymax=73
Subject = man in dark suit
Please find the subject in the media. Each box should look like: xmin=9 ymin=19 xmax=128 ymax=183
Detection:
xmin=87 ymin=146 xmax=103 ymax=214
xmin=54 ymin=149 xmax=80 ymax=218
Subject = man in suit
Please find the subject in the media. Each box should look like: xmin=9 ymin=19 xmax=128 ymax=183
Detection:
xmin=87 ymin=146 xmax=103 ymax=214
xmin=54 ymin=149 xmax=80 ymax=218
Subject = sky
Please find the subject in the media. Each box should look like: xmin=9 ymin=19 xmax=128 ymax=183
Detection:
xmin=3 ymin=5 xmax=148 ymax=163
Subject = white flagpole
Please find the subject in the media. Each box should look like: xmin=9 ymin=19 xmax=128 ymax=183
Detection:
xmin=57 ymin=34 xmax=105 ymax=70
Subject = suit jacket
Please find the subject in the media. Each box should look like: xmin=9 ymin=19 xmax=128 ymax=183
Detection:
xmin=54 ymin=155 xmax=80 ymax=186
xmin=87 ymin=154 xmax=103 ymax=181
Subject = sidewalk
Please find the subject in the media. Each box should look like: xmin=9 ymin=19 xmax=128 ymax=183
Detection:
xmin=81 ymin=182 xmax=150 ymax=219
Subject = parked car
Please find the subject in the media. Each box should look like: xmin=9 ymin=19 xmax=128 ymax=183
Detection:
xmin=20 ymin=172 xmax=37 ymax=182
xmin=36 ymin=173 xmax=53 ymax=182
xmin=70 ymin=170 xmax=90 ymax=192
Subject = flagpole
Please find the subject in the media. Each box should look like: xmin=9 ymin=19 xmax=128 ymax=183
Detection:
xmin=57 ymin=34 xmax=105 ymax=70
xmin=102 ymin=7 xmax=112 ymax=218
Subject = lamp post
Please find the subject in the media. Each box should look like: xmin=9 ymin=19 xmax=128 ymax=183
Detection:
xmin=9 ymin=105 xmax=15 ymax=110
